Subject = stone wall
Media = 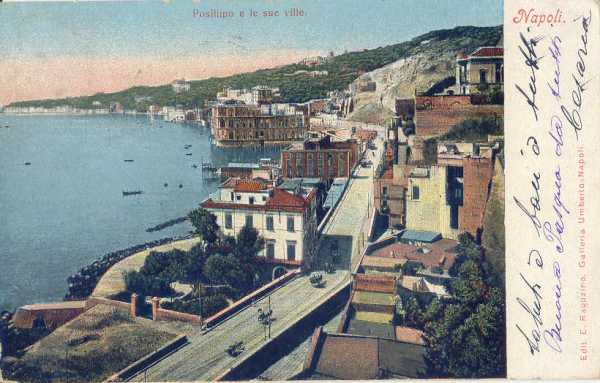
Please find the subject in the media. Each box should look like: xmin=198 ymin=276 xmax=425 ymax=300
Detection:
xmin=415 ymin=105 xmax=503 ymax=137
xmin=414 ymin=96 xmax=503 ymax=138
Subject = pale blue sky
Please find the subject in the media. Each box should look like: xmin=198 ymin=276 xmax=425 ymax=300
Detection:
xmin=1 ymin=0 xmax=502 ymax=58
xmin=0 ymin=0 xmax=502 ymax=104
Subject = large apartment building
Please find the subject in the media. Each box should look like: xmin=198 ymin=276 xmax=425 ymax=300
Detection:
xmin=210 ymin=103 xmax=306 ymax=147
xmin=200 ymin=178 xmax=318 ymax=267
xmin=281 ymin=135 xmax=359 ymax=181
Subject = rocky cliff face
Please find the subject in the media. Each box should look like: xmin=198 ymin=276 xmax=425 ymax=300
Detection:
xmin=348 ymin=26 xmax=503 ymax=124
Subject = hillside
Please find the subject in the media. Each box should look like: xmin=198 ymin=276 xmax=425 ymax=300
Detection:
xmin=348 ymin=28 xmax=503 ymax=124
xmin=8 ymin=25 xmax=502 ymax=111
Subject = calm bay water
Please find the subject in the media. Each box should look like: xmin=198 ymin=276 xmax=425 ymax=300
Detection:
xmin=0 ymin=115 xmax=280 ymax=311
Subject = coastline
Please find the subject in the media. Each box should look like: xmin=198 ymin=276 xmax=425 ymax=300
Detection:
xmin=65 ymin=234 xmax=196 ymax=302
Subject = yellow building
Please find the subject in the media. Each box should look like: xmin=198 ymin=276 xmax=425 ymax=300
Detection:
xmin=405 ymin=166 xmax=460 ymax=240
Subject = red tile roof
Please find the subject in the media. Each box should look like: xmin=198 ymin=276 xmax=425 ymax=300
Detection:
xmin=469 ymin=47 xmax=504 ymax=58
xmin=265 ymin=188 xmax=310 ymax=210
xmin=13 ymin=301 xmax=87 ymax=330
xmin=354 ymin=274 xmax=396 ymax=294
xmin=221 ymin=177 xmax=269 ymax=192
xmin=201 ymin=187 xmax=315 ymax=214
xmin=367 ymin=239 xmax=458 ymax=271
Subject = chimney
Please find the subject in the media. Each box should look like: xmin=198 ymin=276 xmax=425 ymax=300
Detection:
xmin=130 ymin=293 xmax=138 ymax=318
xmin=151 ymin=297 xmax=160 ymax=321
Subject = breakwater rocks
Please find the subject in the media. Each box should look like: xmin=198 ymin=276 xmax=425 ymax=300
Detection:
xmin=64 ymin=234 xmax=193 ymax=301
xmin=145 ymin=217 xmax=188 ymax=233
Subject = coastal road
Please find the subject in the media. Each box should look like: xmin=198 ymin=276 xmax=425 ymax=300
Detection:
xmin=130 ymin=271 xmax=349 ymax=381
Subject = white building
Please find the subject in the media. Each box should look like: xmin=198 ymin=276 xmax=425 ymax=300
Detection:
xmin=200 ymin=178 xmax=319 ymax=268
xmin=172 ymin=79 xmax=191 ymax=94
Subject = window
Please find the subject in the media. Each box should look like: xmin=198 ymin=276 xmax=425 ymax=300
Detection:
xmin=225 ymin=213 xmax=232 ymax=229
xmin=286 ymin=241 xmax=296 ymax=261
xmin=412 ymin=186 xmax=420 ymax=200
xmin=450 ymin=205 xmax=459 ymax=229
xmin=249 ymin=196 xmax=255 ymax=205
xmin=230 ymin=192 xmax=234 ymax=201
xmin=266 ymin=215 xmax=274 ymax=231
xmin=236 ymin=195 xmax=241 ymax=201
xmin=287 ymin=216 xmax=295 ymax=232
xmin=262 ymin=196 xmax=267 ymax=202
xmin=382 ymin=186 xmax=389 ymax=198
xmin=245 ymin=214 xmax=253 ymax=227
xmin=479 ymin=69 xmax=487 ymax=84
xmin=338 ymin=154 xmax=345 ymax=177
xmin=266 ymin=242 xmax=275 ymax=259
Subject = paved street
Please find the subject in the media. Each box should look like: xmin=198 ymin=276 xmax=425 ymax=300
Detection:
xmin=256 ymin=307 xmax=345 ymax=380
xmin=131 ymin=271 xmax=348 ymax=381
xmin=317 ymin=134 xmax=384 ymax=271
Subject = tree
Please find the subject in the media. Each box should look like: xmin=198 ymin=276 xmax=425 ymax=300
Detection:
xmin=203 ymin=254 xmax=253 ymax=296
xmin=188 ymin=207 xmax=219 ymax=244
xmin=234 ymin=224 xmax=265 ymax=261
xmin=422 ymin=234 xmax=506 ymax=378
xmin=141 ymin=250 xmax=187 ymax=282
xmin=123 ymin=270 xmax=174 ymax=297
xmin=184 ymin=243 xmax=207 ymax=290
xmin=403 ymin=296 xmax=424 ymax=328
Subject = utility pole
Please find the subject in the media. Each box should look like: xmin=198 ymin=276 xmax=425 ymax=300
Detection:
xmin=268 ymin=295 xmax=272 ymax=339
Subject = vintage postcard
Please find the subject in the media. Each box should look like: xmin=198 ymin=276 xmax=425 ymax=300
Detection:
xmin=0 ymin=0 xmax=597 ymax=381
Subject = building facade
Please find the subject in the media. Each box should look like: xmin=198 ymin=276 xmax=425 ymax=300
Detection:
xmin=405 ymin=153 xmax=494 ymax=240
xmin=210 ymin=103 xmax=306 ymax=146
xmin=200 ymin=178 xmax=318 ymax=267
xmin=456 ymin=47 xmax=504 ymax=95
xmin=172 ymin=79 xmax=191 ymax=93
xmin=280 ymin=135 xmax=359 ymax=181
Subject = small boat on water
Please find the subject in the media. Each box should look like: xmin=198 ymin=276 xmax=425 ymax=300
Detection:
xmin=122 ymin=190 xmax=143 ymax=196
xmin=24 ymin=162 xmax=31 ymax=166
xmin=124 ymin=159 xmax=134 ymax=162
xmin=164 ymin=183 xmax=169 ymax=187
xmin=185 ymin=153 xmax=192 ymax=156
xmin=192 ymin=164 xmax=198 ymax=169
xmin=178 ymin=184 xmax=183 ymax=188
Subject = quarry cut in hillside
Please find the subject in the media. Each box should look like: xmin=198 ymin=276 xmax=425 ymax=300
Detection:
xmin=348 ymin=33 xmax=503 ymax=125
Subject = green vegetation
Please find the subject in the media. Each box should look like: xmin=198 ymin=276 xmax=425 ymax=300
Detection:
xmin=422 ymin=233 xmax=505 ymax=378
xmin=189 ymin=208 xmax=219 ymax=244
xmin=124 ymin=207 xmax=265 ymax=317
xmin=0 ymin=312 xmax=50 ymax=358
xmin=439 ymin=116 xmax=503 ymax=142
xmin=161 ymin=294 xmax=229 ymax=318
xmin=8 ymin=25 xmax=501 ymax=111
xmin=1 ymin=305 xmax=176 ymax=383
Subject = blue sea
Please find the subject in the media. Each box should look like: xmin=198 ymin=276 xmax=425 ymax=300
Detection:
xmin=0 ymin=115 xmax=280 ymax=311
